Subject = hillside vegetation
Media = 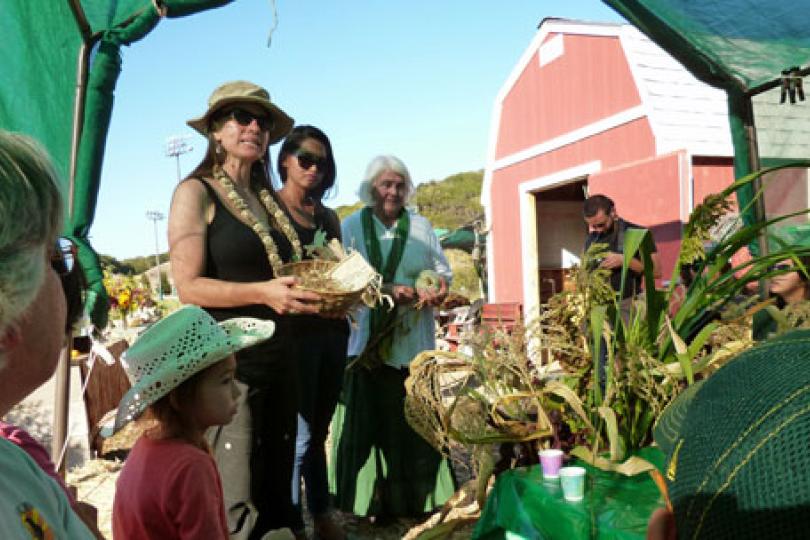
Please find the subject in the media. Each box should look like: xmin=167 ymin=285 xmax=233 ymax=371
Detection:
xmin=414 ymin=170 xmax=484 ymax=229
xmin=335 ymin=170 xmax=483 ymax=229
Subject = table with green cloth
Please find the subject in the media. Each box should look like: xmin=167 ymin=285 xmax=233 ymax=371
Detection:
xmin=472 ymin=450 xmax=665 ymax=540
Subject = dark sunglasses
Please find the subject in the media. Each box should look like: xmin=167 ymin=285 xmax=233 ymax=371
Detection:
xmin=770 ymin=263 xmax=794 ymax=272
xmin=294 ymin=150 xmax=328 ymax=171
xmin=224 ymin=108 xmax=273 ymax=132
xmin=51 ymin=237 xmax=76 ymax=275
xmin=51 ymin=237 xmax=85 ymax=331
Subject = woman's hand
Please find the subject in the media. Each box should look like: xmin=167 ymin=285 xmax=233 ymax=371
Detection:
xmin=416 ymin=277 xmax=448 ymax=308
xmin=384 ymin=283 xmax=417 ymax=305
xmin=261 ymin=276 xmax=322 ymax=315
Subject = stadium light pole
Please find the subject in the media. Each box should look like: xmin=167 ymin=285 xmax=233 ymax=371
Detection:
xmin=146 ymin=210 xmax=165 ymax=300
xmin=165 ymin=135 xmax=193 ymax=181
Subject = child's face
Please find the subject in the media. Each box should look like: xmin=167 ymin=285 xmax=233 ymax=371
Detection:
xmin=190 ymin=354 xmax=240 ymax=431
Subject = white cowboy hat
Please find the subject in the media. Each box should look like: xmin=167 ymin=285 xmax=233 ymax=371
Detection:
xmin=187 ymin=80 xmax=294 ymax=144
xmin=110 ymin=305 xmax=275 ymax=434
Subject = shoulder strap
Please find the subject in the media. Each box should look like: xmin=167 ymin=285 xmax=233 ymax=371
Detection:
xmin=188 ymin=177 xmax=219 ymax=205
xmin=320 ymin=205 xmax=342 ymax=241
xmin=180 ymin=177 xmax=222 ymax=226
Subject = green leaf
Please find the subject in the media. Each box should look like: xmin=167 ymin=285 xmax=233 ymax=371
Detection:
xmin=687 ymin=321 xmax=718 ymax=360
xmin=473 ymin=445 xmax=495 ymax=509
xmin=569 ymin=446 xmax=654 ymax=476
xmin=589 ymin=305 xmax=608 ymax=405
xmin=545 ymin=380 xmax=594 ymax=431
xmin=597 ymin=406 xmax=624 ymax=462
xmin=665 ymin=316 xmax=693 ymax=384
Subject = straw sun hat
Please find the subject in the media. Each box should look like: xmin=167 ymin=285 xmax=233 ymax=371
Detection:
xmin=110 ymin=305 xmax=275 ymax=434
xmin=187 ymin=80 xmax=294 ymax=144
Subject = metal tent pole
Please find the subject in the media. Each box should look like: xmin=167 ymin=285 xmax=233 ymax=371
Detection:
xmin=53 ymin=0 xmax=95 ymax=477
xmin=740 ymin=96 xmax=770 ymax=299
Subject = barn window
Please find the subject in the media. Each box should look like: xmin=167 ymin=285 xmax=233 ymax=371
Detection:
xmin=539 ymin=34 xmax=564 ymax=67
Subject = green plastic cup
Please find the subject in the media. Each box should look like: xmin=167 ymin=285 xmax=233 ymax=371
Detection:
xmin=559 ymin=466 xmax=586 ymax=502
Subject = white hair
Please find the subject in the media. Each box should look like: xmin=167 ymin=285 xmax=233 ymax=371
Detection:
xmin=356 ymin=155 xmax=415 ymax=207
xmin=0 ymin=131 xmax=63 ymax=345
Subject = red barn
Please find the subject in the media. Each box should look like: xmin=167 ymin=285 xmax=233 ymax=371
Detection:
xmin=482 ymin=19 xmax=738 ymax=318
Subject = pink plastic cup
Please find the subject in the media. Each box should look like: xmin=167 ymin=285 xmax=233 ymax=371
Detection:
xmin=538 ymin=448 xmax=564 ymax=479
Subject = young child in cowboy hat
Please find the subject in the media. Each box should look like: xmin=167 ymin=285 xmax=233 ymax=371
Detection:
xmin=111 ymin=305 xmax=276 ymax=540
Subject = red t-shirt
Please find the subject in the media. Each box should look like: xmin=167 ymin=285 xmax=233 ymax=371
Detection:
xmin=112 ymin=436 xmax=229 ymax=540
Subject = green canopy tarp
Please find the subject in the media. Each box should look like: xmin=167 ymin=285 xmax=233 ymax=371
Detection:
xmin=603 ymin=0 xmax=810 ymax=251
xmin=0 ymin=0 xmax=232 ymax=327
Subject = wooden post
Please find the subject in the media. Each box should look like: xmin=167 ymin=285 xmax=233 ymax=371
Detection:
xmin=52 ymin=335 xmax=72 ymax=477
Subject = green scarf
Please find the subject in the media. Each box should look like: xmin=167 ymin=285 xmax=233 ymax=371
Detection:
xmin=359 ymin=206 xmax=409 ymax=366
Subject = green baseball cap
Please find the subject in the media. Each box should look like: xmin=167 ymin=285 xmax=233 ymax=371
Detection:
xmin=653 ymin=329 xmax=810 ymax=539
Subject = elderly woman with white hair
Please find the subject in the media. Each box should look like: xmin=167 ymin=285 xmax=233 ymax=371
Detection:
xmin=0 ymin=131 xmax=95 ymax=538
xmin=328 ymin=155 xmax=456 ymax=521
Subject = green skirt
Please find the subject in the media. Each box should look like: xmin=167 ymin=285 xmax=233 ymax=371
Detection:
xmin=328 ymin=363 xmax=456 ymax=517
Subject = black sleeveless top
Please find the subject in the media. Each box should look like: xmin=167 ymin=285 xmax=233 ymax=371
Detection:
xmin=279 ymin=198 xmax=350 ymax=335
xmin=194 ymin=178 xmax=294 ymax=382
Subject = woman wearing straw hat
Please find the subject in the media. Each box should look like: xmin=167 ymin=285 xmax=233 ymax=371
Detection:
xmin=169 ymin=80 xmax=320 ymax=539
xmin=0 ymin=130 xmax=97 ymax=538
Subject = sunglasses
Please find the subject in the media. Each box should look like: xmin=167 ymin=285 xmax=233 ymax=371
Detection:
xmin=223 ymin=108 xmax=273 ymax=132
xmin=51 ymin=237 xmax=85 ymax=332
xmin=770 ymin=263 xmax=794 ymax=272
xmin=51 ymin=237 xmax=76 ymax=276
xmin=294 ymin=150 xmax=328 ymax=171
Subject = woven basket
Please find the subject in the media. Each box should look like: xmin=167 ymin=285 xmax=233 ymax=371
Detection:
xmin=278 ymin=260 xmax=366 ymax=317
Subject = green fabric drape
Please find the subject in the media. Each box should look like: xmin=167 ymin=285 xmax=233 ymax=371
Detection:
xmin=0 ymin=0 xmax=234 ymax=327
xmin=72 ymin=9 xmax=162 ymax=326
xmin=0 ymin=2 xmax=79 ymax=187
xmin=360 ymin=206 xmax=409 ymax=365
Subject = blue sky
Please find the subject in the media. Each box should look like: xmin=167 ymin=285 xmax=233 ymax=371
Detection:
xmin=93 ymin=0 xmax=624 ymax=259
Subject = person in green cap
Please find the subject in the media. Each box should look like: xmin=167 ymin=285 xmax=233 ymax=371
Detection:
xmin=647 ymin=329 xmax=810 ymax=539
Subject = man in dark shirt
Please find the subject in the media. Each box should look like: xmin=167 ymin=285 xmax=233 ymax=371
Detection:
xmin=582 ymin=195 xmax=661 ymax=393
xmin=583 ymin=194 xmax=661 ymax=298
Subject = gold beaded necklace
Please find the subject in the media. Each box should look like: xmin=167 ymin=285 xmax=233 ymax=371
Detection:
xmin=213 ymin=165 xmax=302 ymax=274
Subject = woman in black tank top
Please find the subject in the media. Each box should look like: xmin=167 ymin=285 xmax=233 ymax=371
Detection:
xmin=168 ymin=81 xmax=322 ymax=540
xmin=275 ymin=126 xmax=349 ymax=540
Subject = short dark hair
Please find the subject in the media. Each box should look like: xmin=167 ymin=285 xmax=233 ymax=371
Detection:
xmin=583 ymin=194 xmax=615 ymax=218
xmin=276 ymin=125 xmax=337 ymax=201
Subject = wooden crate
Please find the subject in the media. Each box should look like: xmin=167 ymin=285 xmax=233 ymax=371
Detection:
xmin=481 ymin=302 xmax=523 ymax=334
xmin=77 ymin=339 xmax=131 ymax=458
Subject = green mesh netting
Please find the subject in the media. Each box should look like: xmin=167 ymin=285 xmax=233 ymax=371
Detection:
xmin=603 ymin=0 xmax=810 ymax=253
xmin=657 ymin=330 xmax=810 ymax=539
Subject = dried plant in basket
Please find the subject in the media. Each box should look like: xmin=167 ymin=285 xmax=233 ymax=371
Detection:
xmin=278 ymin=239 xmax=385 ymax=317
